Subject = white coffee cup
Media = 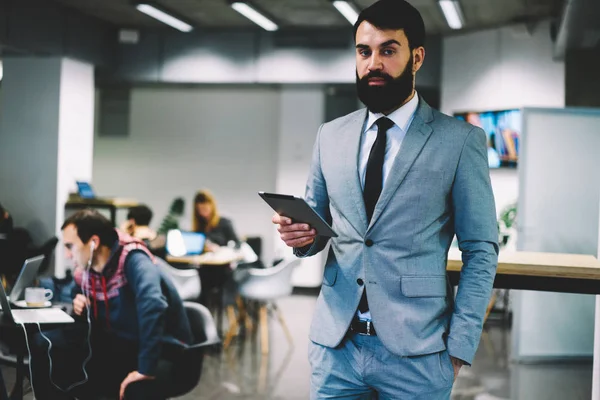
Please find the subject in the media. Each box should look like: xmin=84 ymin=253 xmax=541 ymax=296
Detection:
xmin=25 ymin=287 xmax=53 ymax=307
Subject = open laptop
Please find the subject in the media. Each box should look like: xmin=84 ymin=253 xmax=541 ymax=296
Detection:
xmin=166 ymin=230 xmax=206 ymax=257
xmin=9 ymin=255 xmax=45 ymax=304
xmin=76 ymin=181 xmax=96 ymax=199
xmin=0 ymin=280 xmax=74 ymax=325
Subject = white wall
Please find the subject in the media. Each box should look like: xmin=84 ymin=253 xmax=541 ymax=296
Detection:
xmin=274 ymin=87 xmax=327 ymax=286
xmin=0 ymin=58 xmax=61 ymax=244
xmin=92 ymin=86 xmax=281 ymax=264
xmin=114 ymin=31 xmax=441 ymax=87
xmin=441 ymin=21 xmax=564 ymax=114
xmin=441 ymin=20 xmax=565 ymax=218
xmin=514 ymin=108 xmax=600 ymax=365
xmin=159 ymin=32 xmax=357 ymax=84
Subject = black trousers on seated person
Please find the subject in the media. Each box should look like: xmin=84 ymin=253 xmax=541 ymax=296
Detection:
xmin=30 ymin=323 xmax=183 ymax=400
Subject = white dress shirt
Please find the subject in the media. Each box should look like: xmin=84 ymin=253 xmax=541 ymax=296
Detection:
xmin=357 ymin=91 xmax=419 ymax=320
xmin=358 ymin=92 xmax=419 ymax=190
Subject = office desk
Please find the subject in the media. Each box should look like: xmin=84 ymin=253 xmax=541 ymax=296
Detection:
xmin=448 ymin=250 xmax=600 ymax=398
xmin=447 ymin=250 xmax=600 ymax=295
xmin=166 ymin=249 xmax=243 ymax=267
xmin=65 ymin=198 xmax=139 ymax=226
xmin=0 ymin=305 xmax=74 ymax=400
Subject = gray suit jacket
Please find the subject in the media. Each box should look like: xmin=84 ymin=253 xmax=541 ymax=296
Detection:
xmin=294 ymin=98 xmax=498 ymax=365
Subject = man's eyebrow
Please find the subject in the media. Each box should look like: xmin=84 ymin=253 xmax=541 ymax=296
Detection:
xmin=356 ymin=39 xmax=401 ymax=50
xmin=380 ymin=39 xmax=401 ymax=47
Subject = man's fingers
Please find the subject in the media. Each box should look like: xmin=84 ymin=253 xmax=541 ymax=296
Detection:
xmin=273 ymin=214 xmax=316 ymax=248
xmin=280 ymin=229 xmax=316 ymax=241
xmin=272 ymin=214 xmax=292 ymax=225
xmin=73 ymin=295 xmax=89 ymax=316
xmin=73 ymin=301 xmax=82 ymax=315
xmin=277 ymin=223 xmax=312 ymax=233
xmin=119 ymin=375 xmax=132 ymax=400
xmin=285 ymin=237 xmax=315 ymax=248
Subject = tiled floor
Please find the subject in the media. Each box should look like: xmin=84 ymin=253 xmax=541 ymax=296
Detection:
xmin=2 ymin=292 xmax=593 ymax=399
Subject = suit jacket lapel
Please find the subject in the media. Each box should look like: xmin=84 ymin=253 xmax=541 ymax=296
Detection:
xmin=340 ymin=108 xmax=369 ymax=235
xmin=367 ymin=99 xmax=434 ymax=231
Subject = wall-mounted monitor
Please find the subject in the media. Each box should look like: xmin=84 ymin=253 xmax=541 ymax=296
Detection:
xmin=454 ymin=109 xmax=521 ymax=168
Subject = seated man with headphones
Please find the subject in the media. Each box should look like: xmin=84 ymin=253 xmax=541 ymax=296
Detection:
xmin=31 ymin=209 xmax=193 ymax=400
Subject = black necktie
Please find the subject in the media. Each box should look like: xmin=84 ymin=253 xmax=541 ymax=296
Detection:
xmin=363 ymin=117 xmax=394 ymax=223
xmin=359 ymin=117 xmax=394 ymax=313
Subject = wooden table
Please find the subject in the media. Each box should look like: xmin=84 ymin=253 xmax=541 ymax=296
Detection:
xmin=166 ymin=249 xmax=243 ymax=266
xmin=65 ymin=197 xmax=139 ymax=226
xmin=447 ymin=250 xmax=600 ymax=294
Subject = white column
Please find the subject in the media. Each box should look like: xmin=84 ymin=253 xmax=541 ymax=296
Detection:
xmin=592 ymin=296 xmax=600 ymax=399
xmin=0 ymin=57 xmax=94 ymax=277
xmin=592 ymin=188 xmax=600 ymax=399
xmin=55 ymin=59 xmax=95 ymax=277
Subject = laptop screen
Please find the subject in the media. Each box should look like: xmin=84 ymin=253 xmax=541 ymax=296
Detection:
xmin=166 ymin=230 xmax=206 ymax=257
xmin=11 ymin=255 xmax=45 ymax=302
xmin=76 ymin=181 xmax=96 ymax=199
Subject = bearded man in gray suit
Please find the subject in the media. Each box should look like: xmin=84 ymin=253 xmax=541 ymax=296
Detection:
xmin=272 ymin=1 xmax=498 ymax=398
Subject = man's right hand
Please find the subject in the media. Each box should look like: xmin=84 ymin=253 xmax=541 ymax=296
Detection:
xmin=272 ymin=214 xmax=317 ymax=248
xmin=73 ymin=294 xmax=90 ymax=316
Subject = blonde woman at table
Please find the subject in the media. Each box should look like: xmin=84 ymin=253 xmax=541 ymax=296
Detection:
xmin=193 ymin=189 xmax=240 ymax=250
xmin=193 ymin=189 xmax=240 ymax=307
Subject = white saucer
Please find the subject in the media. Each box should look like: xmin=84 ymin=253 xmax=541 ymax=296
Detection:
xmin=13 ymin=300 xmax=52 ymax=309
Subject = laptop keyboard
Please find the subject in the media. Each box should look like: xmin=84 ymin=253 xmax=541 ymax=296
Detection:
xmin=13 ymin=309 xmax=74 ymax=324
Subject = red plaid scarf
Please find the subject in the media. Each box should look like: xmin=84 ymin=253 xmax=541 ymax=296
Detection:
xmin=73 ymin=229 xmax=155 ymax=328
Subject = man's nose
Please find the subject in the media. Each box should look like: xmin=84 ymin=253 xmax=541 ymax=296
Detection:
xmin=368 ymin=53 xmax=383 ymax=72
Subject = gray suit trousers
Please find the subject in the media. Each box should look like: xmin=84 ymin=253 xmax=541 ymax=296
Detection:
xmin=309 ymin=333 xmax=454 ymax=399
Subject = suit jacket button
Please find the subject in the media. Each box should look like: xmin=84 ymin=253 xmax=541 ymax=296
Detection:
xmin=357 ymin=278 xmax=364 ymax=286
xmin=365 ymin=239 xmax=374 ymax=247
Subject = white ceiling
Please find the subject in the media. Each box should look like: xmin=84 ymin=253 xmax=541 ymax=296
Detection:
xmin=51 ymin=0 xmax=563 ymax=35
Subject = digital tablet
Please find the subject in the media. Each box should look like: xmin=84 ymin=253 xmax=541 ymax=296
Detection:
xmin=258 ymin=192 xmax=338 ymax=238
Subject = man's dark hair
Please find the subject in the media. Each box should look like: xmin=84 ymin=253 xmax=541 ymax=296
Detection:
xmin=127 ymin=205 xmax=153 ymax=226
xmin=0 ymin=202 xmax=5 ymax=219
xmin=353 ymin=0 xmax=426 ymax=50
xmin=61 ymin=209 xmax=116 ymax=247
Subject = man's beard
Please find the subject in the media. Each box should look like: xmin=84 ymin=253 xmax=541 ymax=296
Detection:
xmin=356 ymin=56 xmax=415 ymax=114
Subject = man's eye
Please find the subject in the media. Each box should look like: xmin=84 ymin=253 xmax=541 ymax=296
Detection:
xmin=382 ymin=49 xmax=395 ymax=56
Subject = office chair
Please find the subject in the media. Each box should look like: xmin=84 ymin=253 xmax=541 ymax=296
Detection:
xmin=155 ymin=257 xmax=201 ymax=302
xmin=233 ymin=258 xmax=300 ymax=355
xmin=158 ymin=302 xmax=221 ymax=398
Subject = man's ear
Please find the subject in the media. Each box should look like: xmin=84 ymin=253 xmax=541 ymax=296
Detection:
xmin=412 ymin=46 xmax=426 ymax=74
xmin=90 ymin=234 xmax=101 ymax=250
